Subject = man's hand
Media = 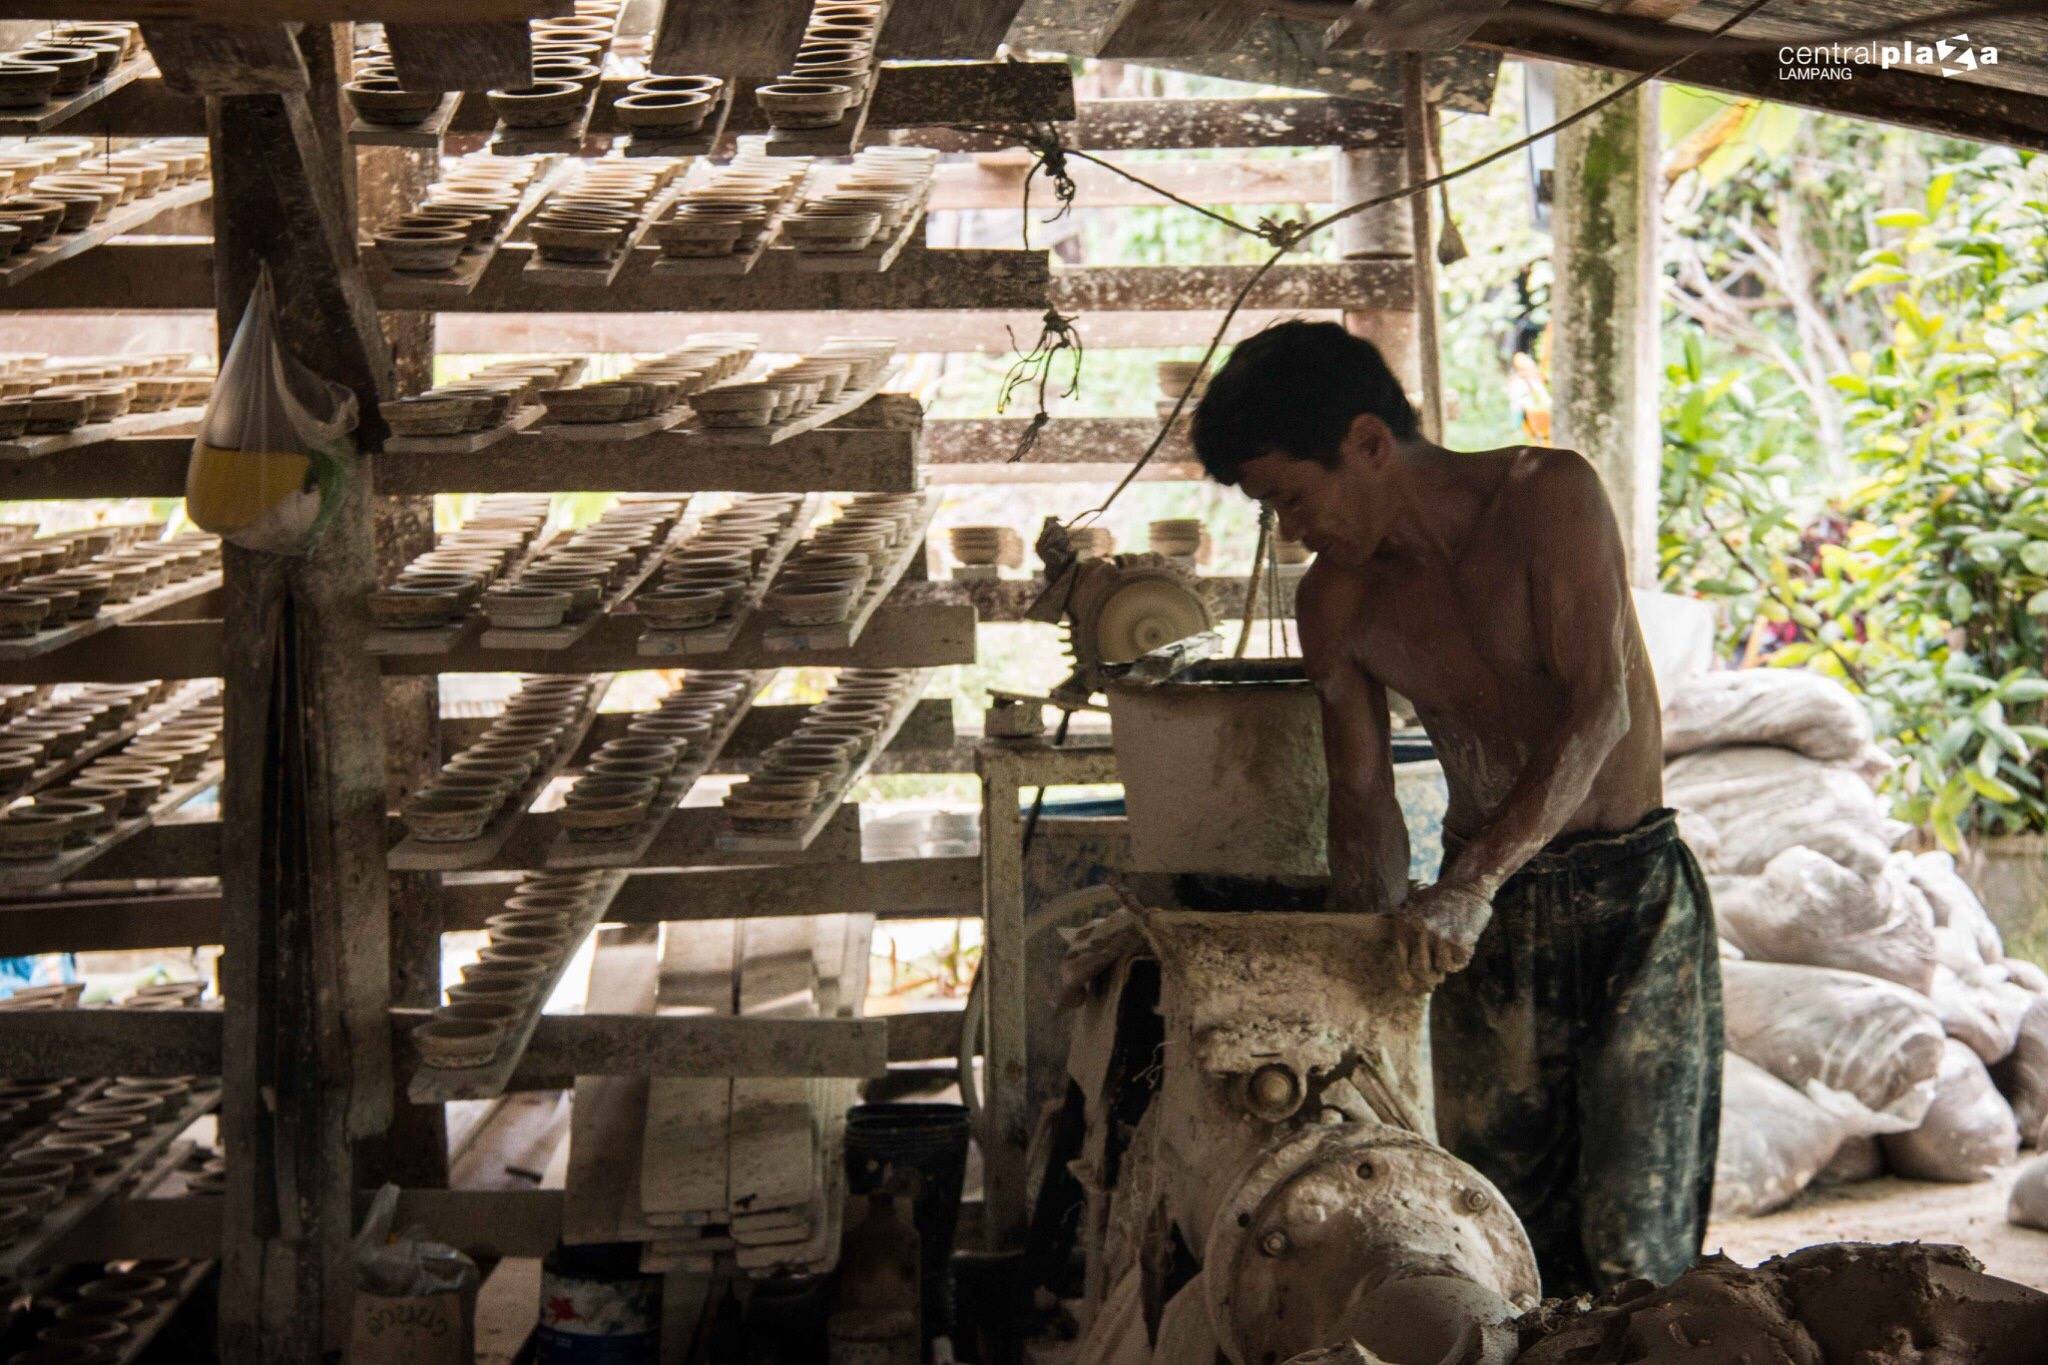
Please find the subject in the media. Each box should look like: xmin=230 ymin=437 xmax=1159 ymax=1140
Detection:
xmin=1387 ymin=882 xmax=1492 ymax=989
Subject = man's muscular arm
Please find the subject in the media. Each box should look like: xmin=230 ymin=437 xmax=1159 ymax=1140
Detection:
xmin=1300 ymin=563 xmax=1408 ymax=916
xmin=1436 ymin=453 xmax=1635 ymax=907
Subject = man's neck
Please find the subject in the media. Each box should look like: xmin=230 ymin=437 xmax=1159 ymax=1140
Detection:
xmin=1373 ymin=438 xmax=1507 ymax=567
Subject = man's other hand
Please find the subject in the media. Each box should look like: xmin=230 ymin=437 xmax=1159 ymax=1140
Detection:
xmin=1387 ymin=882 xmax=1492 ymax=989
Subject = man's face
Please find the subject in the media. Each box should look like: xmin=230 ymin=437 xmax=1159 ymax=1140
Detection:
xmin=1236 ymin=421 xmax=1394 ymax=567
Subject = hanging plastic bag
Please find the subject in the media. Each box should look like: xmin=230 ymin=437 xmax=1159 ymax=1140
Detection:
xmin=185 ymin=267 xmax=358 ymax=555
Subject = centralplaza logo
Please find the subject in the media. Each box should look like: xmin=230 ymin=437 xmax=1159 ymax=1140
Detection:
xmin=1779 ymin=33 xmax=1999 ymax=81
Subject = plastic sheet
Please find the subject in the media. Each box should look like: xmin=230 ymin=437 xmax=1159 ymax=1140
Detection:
xmin=184 ymin=267 xmax=357 ymax=555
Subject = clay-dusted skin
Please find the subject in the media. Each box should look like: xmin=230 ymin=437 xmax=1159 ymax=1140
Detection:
xmin=1511 ymin=1243 xmax=2047 ymax=1365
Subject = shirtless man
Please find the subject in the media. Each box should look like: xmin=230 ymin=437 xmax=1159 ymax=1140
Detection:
xmin=1190 ymin=321 xmax=1722 ymax=1297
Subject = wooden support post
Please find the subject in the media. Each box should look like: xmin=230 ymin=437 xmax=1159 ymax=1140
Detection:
xmin=975 ymin=743 xmax=1028 ymax=1251
xmin=1331 ymin=144 xmax=1419 ymax=402
xmin=385 ymin=20 xmax=532 ymax=91
xmin=210 ymin=24 xmax=396 ymax=1364
xmin=357 ymin=142 xmax=449 ymax=1190
xmin=1402 ymin=56 xmax=1444 ymax=443
xmin=1549 ymin=64 xmax=1659 ymax=585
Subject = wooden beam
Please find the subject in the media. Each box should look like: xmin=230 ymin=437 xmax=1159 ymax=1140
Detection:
xmin=1469 ymin=0 xmax=2048 ymax=154
xmin=0 ymin=891 xmax=223 ymax=954
xmin=1096 ymin=0 xmax=1256 ymax=59
xmin=1323 ymin=0 xmax=1520 ymax=52
xmin=650 ymin=0 xmax=807 ymax=80
xmin=0 ymin=1006 xmax=219 ymax=1077
xmin=904 ymin=96 xmax=1403 ymax=153
xmin=0 ymin=1 xmax=565 ymax=15
xmin=883 ymin=1005 xmax=963 ymax=1062
xmin=929 ymin=154 xmax=1333 ymax=211
xmin=1052 ymin=260 xmax=1412 ymax=314
xmin=209 ymin=27 xmax=393 ymax=1363
xmin=140 ymin=21 xmax=309 ymax=94
xmin=504 ymin=1014 xmax=890 ymax=1080
xmin=877 ymin=0 xmax=1030 ymax=61
xmin=384 ymin=21 xmax=532 ymax=91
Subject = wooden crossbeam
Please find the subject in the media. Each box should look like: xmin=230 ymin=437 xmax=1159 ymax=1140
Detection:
xmin=1096 ymin=0 xmax=1257 ymax=59
xmin=385 ymin=20 xmax=533 ymax=91
xmin=877 ymin=0 xmax=1030 ymax=60
xmin=140 ymin=21 xmax=308 ymax=94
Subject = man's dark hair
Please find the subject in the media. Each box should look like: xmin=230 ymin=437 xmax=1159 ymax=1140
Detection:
xmin=1190 ymin=321 xmax=1419 ymax=486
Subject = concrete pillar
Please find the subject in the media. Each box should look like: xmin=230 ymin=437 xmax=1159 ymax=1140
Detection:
xmin=1333 ymin=146 xmax=1420 ymax=402
xmin=1550 ymin=65 xmax=1660 ymax=587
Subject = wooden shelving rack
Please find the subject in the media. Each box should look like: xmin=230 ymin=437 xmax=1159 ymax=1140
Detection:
xmin=0 ymin=20 xmax=1470 ymax=1361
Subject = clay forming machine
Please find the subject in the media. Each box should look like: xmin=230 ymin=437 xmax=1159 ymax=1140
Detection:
xmin=1011 ymin=521 xmax=1541 ymax=1364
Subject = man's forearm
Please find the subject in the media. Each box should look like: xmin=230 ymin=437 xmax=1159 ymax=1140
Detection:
xmin=1329 ymin=782 xmax=1408 ymax=914
xmin=1442 ymin=698 xmax=1624 ymax=899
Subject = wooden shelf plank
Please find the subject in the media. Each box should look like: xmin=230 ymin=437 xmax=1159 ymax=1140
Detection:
xmin=0 ymin=1076 xmax=221 ymax=1281
xmin=638 ymin=497 xmax=817 ymax=659
xmin=380 ymin=401 xmax=545 ymax=456
xmin=0 ymin=600 xmax=979 ymax=685
xmin=379 ymin=410 xmax=918 ymax=495
xmin=406 ymin=870 xmax=630 ymax=1103
xmin=346 ymin=90 xmax=460 ymax=148
xmin=0 ymin=54 xmax=152 ymax=135
xmin=529 ymin=408 xmax=685 ymax=443
xmin=388 ymin=674 xmax=614 ymax=872
xmin=545 ymin=670 xmax=771 ymax=869
xmin=0 ymin=568 xmax=221 ymax=663
xmin=720 ymin=670 xmax=930 ymax=854
xmin=0 ymin=177 xmax=210 ymax=291
xmin=0 ymin=403 xmax=201 ymax=464
xmin=512 ymin=1012 xmax=889 ymax=1081
xmin=0 ymin=756 xmax=221 ymax=891
xmin=760 ymin=497 xmax=934 ymax=653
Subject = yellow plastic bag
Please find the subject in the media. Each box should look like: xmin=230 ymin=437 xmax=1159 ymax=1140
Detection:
xmin=185 ymin=268 xmax=357 ymax=555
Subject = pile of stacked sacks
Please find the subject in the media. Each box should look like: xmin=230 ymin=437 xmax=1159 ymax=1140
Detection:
xmin=1657 ymin=669 xmax=2048 ymax=1215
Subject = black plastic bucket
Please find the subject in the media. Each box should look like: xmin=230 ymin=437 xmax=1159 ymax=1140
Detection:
xmin=844 ymin=1102 xmax=971 ymax=1348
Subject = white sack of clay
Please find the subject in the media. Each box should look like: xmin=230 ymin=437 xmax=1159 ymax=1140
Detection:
xmin=2008 ymin=1153 xmax=2048 ymax=1231
xmin=1664 ymin=746 xmax=1908 ymax=876
xmin=1907 ymin=850 xmax=2005 ymax=963
xmin=1925 ymin=962 xmax=2034 ymax=1065
xmin=1721 ymin=960 xmax=1943 ymax=1133
xmin=1712 ymin=847 xmax=1937 ymax=994
xmin=1661 ymin=668 xmax=1875 ymax=764
xmin=1813 ymin=1133 xmax=1884 ymax=1185
xmin=1882 ymin=1037 xmax=2020 ymax=1182
xmin=1992 ymin=998 xmax=2048 ymax=1145
xmin=1714 ymin=1053 xmax=1855 ymax=1218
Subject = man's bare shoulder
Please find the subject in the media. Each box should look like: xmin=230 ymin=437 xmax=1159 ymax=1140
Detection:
xmin=1498 ymin=445 xmax=1612 ymax=526
xmin=1296 ymin=556 xmax=1369 ymax=663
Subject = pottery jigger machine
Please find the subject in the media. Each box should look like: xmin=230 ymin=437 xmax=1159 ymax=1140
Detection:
xmin=982 ymin=522 xmax=1539 ymax=1365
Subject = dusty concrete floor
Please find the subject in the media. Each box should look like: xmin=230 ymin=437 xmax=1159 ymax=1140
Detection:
xmin=1708 ymin=1162 xmax=2048 ymax=1290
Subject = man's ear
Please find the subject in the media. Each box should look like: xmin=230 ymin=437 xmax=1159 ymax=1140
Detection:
xmin=1340 ymin=412 xmax=1394 ymax=472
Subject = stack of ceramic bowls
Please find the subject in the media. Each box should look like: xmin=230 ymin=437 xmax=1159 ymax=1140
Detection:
xmin=402 ymin=676 xmax=598 ymax=844
xmin=636 ymin=495 xmax=805 ymax=631
xmin=370 ymin=496 xmax=552 ymax=631
xmin=527 ymin=158 xmax=684 ymax=266
xmin=724 ymin=667 xmax=919 ymax=830
xmin=421 ymin=869 xmax=613 ymax=1066
xmin=483 ymin=498 xmax=685 ymax=632
xmin=778 ymin=147 xmax=938 ymax=255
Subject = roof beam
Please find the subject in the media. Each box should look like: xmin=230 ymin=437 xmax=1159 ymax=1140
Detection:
xmin=1471 ymin=1 xmax=2048 ymax=153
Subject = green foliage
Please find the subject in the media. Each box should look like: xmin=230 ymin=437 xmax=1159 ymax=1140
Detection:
xmin=1802 ymin=148 xmax=2048 ymax=845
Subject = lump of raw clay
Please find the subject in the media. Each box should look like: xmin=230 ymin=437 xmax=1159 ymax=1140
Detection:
xmin=1713 ymin=847 xmax=1936 ymax=993
xmin=1512 ymin=1255 xmax=1822 ymax=1365
xmin=1513 ymin=1243 xmax=2048 ymax=1365
xmin=1663 ymin=746 xmax=1905 ymax=876
xmin=1992 ymin=996 xmax=2048 ymax=1143
xmin=1714 ymin=1054 xmax=1851 ymax=1218
xmin=2009 ymin=1153 xmax=2048 ymax=1231
xmin=1661 ymin=668 xmax=1873 ymax=764
xmin=1721 ymin=960 xmax=1943 ymax=1133
xmin=1881 ymin=1037 xmax=2020 ymax=1182
xmin=1767 ymin=1240 xmax=2048 ymax=1365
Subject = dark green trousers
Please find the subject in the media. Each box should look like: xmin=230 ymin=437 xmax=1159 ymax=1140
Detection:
xmin=1431 ymin=808 xmax=1723 ymax=1298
